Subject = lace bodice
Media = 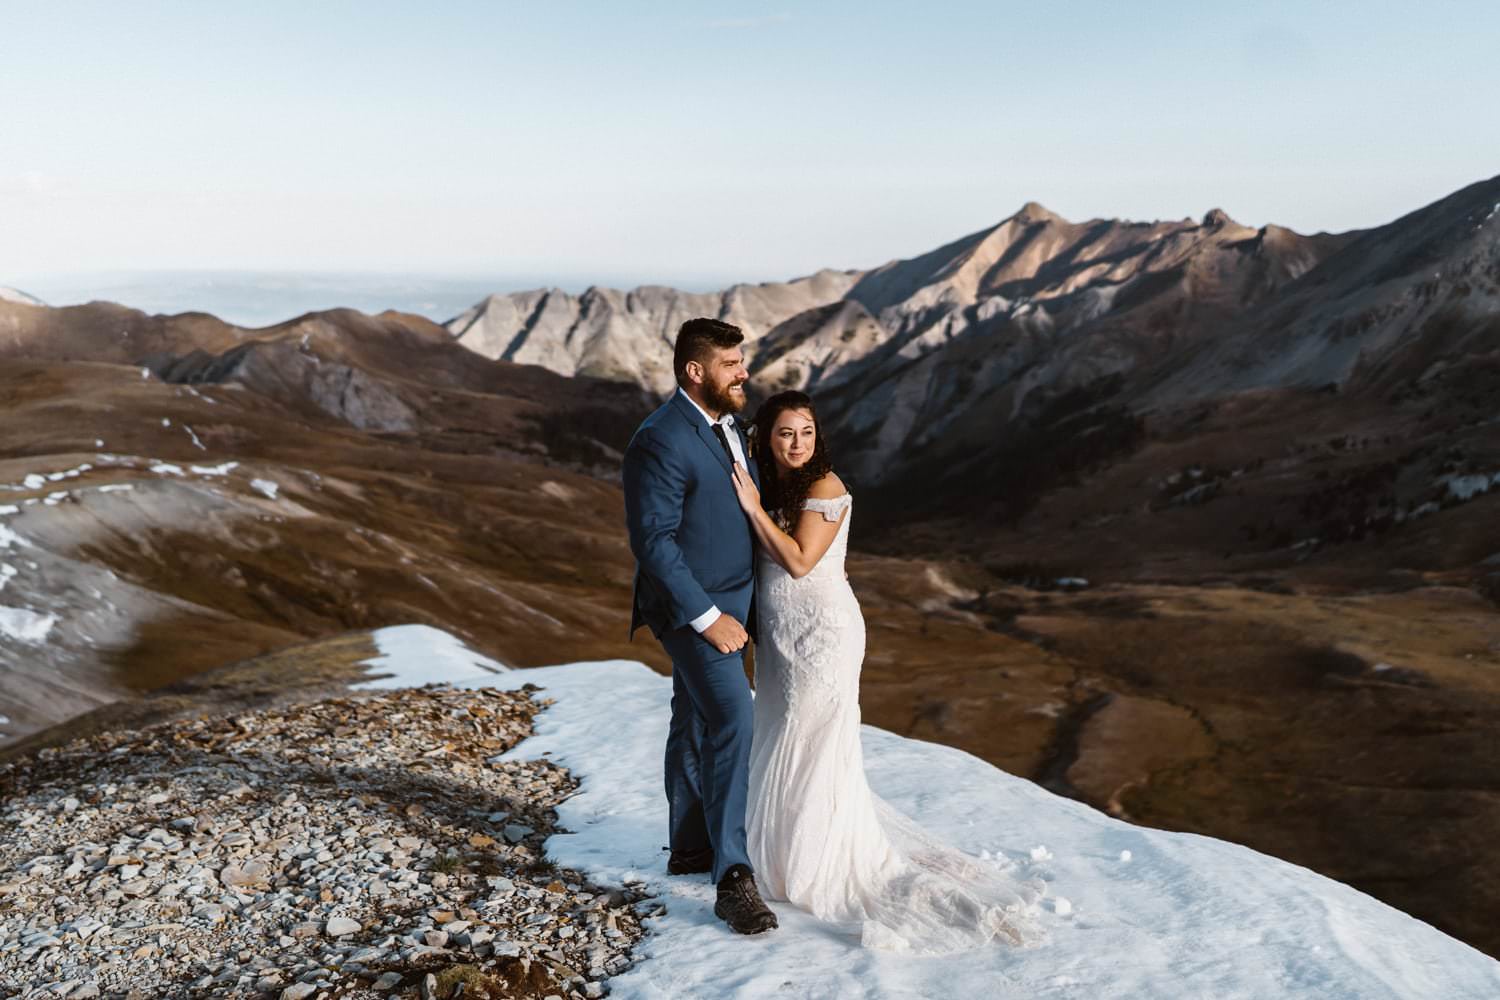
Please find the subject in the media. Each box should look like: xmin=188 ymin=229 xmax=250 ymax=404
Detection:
xmin=760 ymin=493 xmax=853 ymax=590
xmin=747 ymin=488 xmax=1044 ymax=953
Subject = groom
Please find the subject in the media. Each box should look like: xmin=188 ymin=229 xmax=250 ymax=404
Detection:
xmin=622 ymin=317 xmax=778 ymax=935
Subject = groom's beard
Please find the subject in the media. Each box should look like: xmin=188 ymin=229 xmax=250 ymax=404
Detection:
xmin=704 ymin=379 xmax=747 ymax=416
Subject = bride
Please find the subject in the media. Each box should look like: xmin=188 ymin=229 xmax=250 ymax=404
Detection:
xmin=728 ymin=390 xmax=1044 ymax=955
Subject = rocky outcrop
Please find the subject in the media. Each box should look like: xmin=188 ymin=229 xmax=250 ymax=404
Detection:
xmin=445 ymin=271 xmax=861 ymax=395
xmin=1164 ymin=174 xmax=1500 ymax=399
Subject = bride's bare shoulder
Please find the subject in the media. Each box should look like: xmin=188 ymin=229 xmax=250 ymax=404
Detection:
xmin=808 ymin=471 xmax=848 ymax=499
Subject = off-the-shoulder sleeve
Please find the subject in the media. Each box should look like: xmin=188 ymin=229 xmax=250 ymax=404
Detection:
xmin=801 ymin=493 xmax=853 ymax=522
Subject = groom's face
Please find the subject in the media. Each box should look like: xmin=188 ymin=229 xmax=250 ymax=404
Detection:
xmin=693 ymin=346 xmax=749 ymax=416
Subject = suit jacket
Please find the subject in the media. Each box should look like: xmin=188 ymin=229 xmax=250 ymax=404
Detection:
xmin=623 ymin=391 xmax=761 ymax=639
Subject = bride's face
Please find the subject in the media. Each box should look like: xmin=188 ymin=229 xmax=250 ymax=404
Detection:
xmin=769 ymin=408 xmax=816 ymax=472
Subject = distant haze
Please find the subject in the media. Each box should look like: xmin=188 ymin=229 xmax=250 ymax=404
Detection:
xmin=3 ymin=2 xmax=1499 ymax=285
xmin=14 ymin=271 xmax=729 ymax=329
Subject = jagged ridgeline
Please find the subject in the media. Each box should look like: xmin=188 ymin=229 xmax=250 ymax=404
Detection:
xmin=445 ymin=178 xmax=1500 ymax=560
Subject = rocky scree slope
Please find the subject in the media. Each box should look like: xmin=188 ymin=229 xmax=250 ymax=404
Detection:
xmin=0 ymin=680 xmax=648 ymax=1000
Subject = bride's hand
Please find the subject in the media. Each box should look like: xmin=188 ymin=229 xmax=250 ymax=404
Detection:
xmin=730 ymin=462 xmax=761 ymax=515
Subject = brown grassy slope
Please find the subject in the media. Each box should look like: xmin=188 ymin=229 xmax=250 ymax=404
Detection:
xmin=863 ymin=375 xmax=1500 ymax=592
xmin=0 ymin=347 xmax=663 ymax=746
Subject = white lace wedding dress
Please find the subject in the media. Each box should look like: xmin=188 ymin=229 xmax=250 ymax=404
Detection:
xmin=747 ymin=492 xmax=1045 ymax=954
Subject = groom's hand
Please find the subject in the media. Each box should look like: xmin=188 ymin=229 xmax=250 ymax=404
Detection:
xmin=702 ymin=613 xmax=749 ymax=655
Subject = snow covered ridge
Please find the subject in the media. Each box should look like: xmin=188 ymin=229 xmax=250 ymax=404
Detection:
xmin=0 ymin=455 xmax=296 ymax=747
xmin=0 ymin=457 xmax=260 ymax=503
xmin=0 ymin=456 xmax=274 ymax=648
xmin=354 ymin=626 xmax=1500 ymax=1000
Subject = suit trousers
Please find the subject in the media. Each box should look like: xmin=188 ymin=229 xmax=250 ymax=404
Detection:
xmin=659 ymin=624 xmax=755 ymax=884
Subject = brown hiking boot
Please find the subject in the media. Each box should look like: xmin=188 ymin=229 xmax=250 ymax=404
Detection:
xmin=714 ymin=865 xmax=778 ymax=934
xmin=666 ymin=846 xmax=714 ymax=875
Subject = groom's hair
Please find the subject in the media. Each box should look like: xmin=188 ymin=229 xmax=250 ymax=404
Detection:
xmin=674 ymin=318 xmax=744 ymax=385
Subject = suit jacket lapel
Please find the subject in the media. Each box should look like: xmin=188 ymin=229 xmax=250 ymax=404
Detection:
xmin=670 ymin=391 xmax=735 ymax=474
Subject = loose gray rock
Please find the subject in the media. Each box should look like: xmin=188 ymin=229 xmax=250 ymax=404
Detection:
xmin=0 ymin=686 xmax=643 ymax=998
xmin=324 ymin=916 xmax=362 ymax=937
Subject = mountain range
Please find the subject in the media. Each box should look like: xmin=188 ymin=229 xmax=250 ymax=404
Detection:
xmin=2 ymin=174 xmax=1499 ymax=959
xmin=449 ymin=176 xmax=1500 ymax=576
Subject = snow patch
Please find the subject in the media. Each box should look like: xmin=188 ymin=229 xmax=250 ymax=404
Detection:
xmin=0 ymin=606 xmax=57 ymax=643
xmin=538 ymin=481 xmax=577 ymax=503
xmin=23 ymin=463 xmax=96 ymax=487
xmin=150 ymin=463 xmax=184 ymax=476
xmin=395 ymin=654 xmax=1500 ymax=999
xmin=0 ymin=505 xmax=16 ymax=516
xmin=190 ymin=461 xmax=239 ymax=476
xmin=1443 ymin=471 xmax=1500 ymax=501
xmin=0 ymin=523 xmax=26 ymax=549
xmin=184 ymin=425 xmax=207 ymax=451
xmin=0 ymin=564 xmax=16 ymax=592
xmin=352 ymin=624 xmax=509 ymax=689
xmin=250 ymin=479 xmax=280 ymax=499
xmin=97 ymin=484 xmax=135 ymax=493
xmin=107 ymin=618 xmax=1487 ymax=997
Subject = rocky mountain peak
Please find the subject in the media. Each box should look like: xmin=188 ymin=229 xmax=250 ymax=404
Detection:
xmin=1013 ymin=201 xmax=1065 ymax=226
xmin=1201 ymin=208 xmax=1234 ymax=228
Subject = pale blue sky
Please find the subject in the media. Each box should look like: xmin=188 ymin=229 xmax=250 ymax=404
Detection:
xmin=3 ymin=1 xmax=1498 ymax=290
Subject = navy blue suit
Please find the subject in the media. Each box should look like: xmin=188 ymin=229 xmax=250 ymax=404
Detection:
xmin=623 ymin=390 xmax=760 ymax=883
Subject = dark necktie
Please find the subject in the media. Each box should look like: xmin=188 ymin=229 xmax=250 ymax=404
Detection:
xmin=711 ymin=422 xmax=737 ymax=466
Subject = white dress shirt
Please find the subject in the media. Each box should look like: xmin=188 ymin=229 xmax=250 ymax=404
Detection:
xmin=676 ymin=387 xmax=747 ymax=634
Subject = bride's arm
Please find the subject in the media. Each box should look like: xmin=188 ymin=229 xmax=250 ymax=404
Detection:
xmin=731 ymin=464 xmax=847 ymax=580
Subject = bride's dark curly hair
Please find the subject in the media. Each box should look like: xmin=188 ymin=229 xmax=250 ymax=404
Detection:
xmin=750 ymin=390 xmax=834 ymax=529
